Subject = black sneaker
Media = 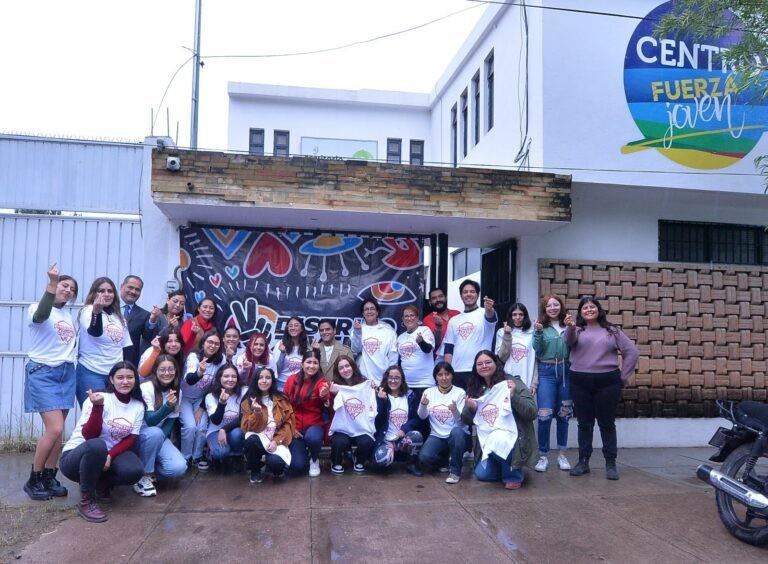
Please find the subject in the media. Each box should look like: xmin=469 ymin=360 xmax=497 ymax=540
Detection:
xmin=605 ymin=461 xmax=620 ymax=481
xmin=569 ymin=458 xmax=590 ymax=477
xmin=249 ymin=470 xmax=264 ymax=484
xmin=23 ymin=469 xmax=51 ymax=501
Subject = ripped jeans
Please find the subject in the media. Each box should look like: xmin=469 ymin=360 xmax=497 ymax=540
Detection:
xmin=536 ymin=361 xmax=572 ymax=454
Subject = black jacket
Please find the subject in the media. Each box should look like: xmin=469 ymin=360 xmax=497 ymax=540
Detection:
xmin=122 ymin=304 xmax=157 ymax=367
xmin=373 ymin=390 xmax=422 ymax=443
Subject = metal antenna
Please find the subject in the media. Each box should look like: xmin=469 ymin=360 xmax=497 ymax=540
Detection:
xmin=190 ymin=0 xmax=202 ymax=149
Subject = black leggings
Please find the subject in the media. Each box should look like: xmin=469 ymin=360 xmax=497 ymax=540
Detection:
xmin=330 ymin=433 xmax=374 ymax=466
xmin=60 ymin=438 xmax=143 ymax=493
xmin=243 ymin=435 xmax=287 ymax=475
xmin=570 ymin=370 xmax=622 ymax=462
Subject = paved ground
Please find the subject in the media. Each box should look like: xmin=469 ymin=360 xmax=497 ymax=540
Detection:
xmin=1 ymin=448 xmax=766 ymax=563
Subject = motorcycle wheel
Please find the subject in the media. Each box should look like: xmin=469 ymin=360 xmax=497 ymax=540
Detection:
xmin=715 ymin=443 xmax=768 ymax=547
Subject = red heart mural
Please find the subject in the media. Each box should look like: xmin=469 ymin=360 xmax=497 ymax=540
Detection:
xmin=243 ymin=233 xmax=293 ymax=278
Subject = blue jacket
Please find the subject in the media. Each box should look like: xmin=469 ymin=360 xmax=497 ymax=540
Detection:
xmin=374 ymin=390 xmax=421 ymax=443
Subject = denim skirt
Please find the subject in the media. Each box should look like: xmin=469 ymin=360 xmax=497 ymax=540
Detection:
xmin=24 ymin=360 xmax=76 ymax=413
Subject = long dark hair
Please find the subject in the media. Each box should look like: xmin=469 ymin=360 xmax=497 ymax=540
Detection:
xmin=84 ymin=276 xmax=123 ymax=324
xmin=56 ymin=274 xmax=79 ymax=303
xmin=149 ymin=354 xmax=181 ymax=410
xmin=290 ymin=350 xmax=323 ymax=405
xmin=195 ymin=329 xmax=223 ymax=365
xmin=105 ymin=361 xmax=146 ymax=408
xmin=379 ymin=365 xmax=408 ymax=397
xmin=193 ymin=296 xmax=218 ymax=324
xmin=537 ymin=294 xmax=566 ymax=328
xmin=209 ymin=362 xmax=240 ymax=401
xmin=245 ymin=366 xmax=287 ymax=406
xmin=575 ymin=296 xmax=616 ymax=333
xmin=161 ymin=289 xmax=186 ymax=315
xmin=506 ymin=302 xmax=532 ymax=331
xmin=332 ymin=354 xmax=366 ymax=386
xmin=466 ymin=350 xmax=506 ymax=399
xmin=280 ymin=316 xmax=310 ymax=355
xmin=159 ymin=327 xmax=185 ymax=368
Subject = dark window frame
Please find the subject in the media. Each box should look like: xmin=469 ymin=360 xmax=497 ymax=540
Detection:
xmin=274 ymin=130 xmax=290 ymax=157
xmin=386 ymin=138 xmax=402 ymax=164
xmin=410 ymin=140 xmax=424 ymax=166
xmin=472 ymin=71 xmax=480 ymax=145
xmin=452 ymin=247 xmax=482 ymax=280
xmin=248 ymin=128 xmax=265 ymax=156
xmin=485 ymin=50 xmax=494 ymax=132
xmin=658 ymin=220 xmax=766 ymax=265
xmin=451 ymin=104 xmax=458 ymax=168
xmin=460 ymin=89 xmax=468 ymax=158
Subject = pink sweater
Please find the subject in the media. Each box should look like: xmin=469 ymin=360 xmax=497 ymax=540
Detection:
xmin=564 ymin=325 xmax=639 ymax=382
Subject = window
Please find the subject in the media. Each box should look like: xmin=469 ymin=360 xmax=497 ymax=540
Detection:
xmin=472 ymin=72 xmax=480 ymax=145
xmin=248 ymin=128 xmax=264 ymax=155
xmin=274 ymin=130 xmax=290 ymax=157
xmin=452 ymin=248 xmax=482 ymax=280
xmin=460 ymin=89 xmax=468 ymax=158
xmin=659 ymin=220 xmax=766 ymax=265
xmin=410 ymin=140 xmax=424 ymax=165
xmin=485 ymin=51 xmax=494 ymax=132
xmin=387 ymin=138 xmax=402 ymax=164
xmin=451 ymin=104 xmax=458 ymax=168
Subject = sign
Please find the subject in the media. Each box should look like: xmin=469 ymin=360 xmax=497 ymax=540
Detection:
xmin=622 ymin=1 xmax=767 ymax=169
xmin=179 ymin=225 xmax=425 ymax=346
xmin=300 ymin=137 xmax=377 ymax=160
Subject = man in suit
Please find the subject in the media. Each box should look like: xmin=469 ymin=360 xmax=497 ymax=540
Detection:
xmin=312 ymin=318 xmax=352 ymax=378
xmin=120 ymin=275 xmax=159 ymax=367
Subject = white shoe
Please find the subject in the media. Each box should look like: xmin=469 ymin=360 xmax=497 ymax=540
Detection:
xmin=308 ymin=459 xmax=321 ymax=477
xmin=445 ymin=473 xmax=461 ymax=484
xmin=133 ymin=475 xmax=157 ymax=497
xmin=534 ymin=456 xmax=549 ymax=472
xmin=557 ymin=454 xmax=571 ymax=471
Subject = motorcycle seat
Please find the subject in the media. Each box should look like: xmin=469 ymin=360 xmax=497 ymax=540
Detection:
xmin=736 ymin=401 xmax=768 ymax=431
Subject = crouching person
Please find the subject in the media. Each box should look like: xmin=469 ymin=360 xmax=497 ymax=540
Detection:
xmin=60 ymin=362 xmax=145 ymax=522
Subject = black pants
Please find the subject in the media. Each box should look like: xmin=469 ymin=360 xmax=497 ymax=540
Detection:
xmin=570 ymin=370 xmax=622 ymax=462
xmin=453 ymin=372 xmax=471 ymax=390
xmin=60 ymin=438 xmax=143 ymax=494
xmin=330 ymin=433 xmax=374 ymax=466
xmin=243 ymin=435 xmax=287 ymax=475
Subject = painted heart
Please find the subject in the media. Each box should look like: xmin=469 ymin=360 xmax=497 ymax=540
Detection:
xmin=431 ymin=405 xmax=453 ymax=424
xmin=344 ymin=398 xmax=364 ymax=419
xmin=363 ymin=338 xmax=381 ymax=355
xmin=389 ymin=408 xmax=408 ymax=430
xmin=225 ymin=265 xmax=240 ymax=280
xmin=398 ymin=342 xmax=416 ymax=359
xmin=510 ymin=343 xmax=529 ymax=363
xmin=202 ymin=228 xmax=250 ymax=260
xmin=480 ymin=403 xmax=499 ymax=427
xmin=107 ymin=417 xmax=132 ymax=441
xmin=243 ymin=233 xmax=293 ymax=278
xmin=194 ymin=290 xmax=206 ymax=304
xmin=209 ymin=273 xmax=222 ymax=288
xmin=54 ymin=320 xmax=75 ymax=344
xmin=105 ymin=323 xmax=124 ymax=344
xmin=457 ymin=322 xmax=475 ymax=340
xmin=381 ymin=237 xmax=420 ymax=270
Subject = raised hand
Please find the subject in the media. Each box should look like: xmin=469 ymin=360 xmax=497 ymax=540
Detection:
xmin=167 ymin=314 xmax=180 ymax=328
xmin=432 ymin=312 xmax=442 ymax=327
xmin=483 ymin=296 xmax=495 ymax=315
xmin=503 ymin=322 xmax=512 ymax=334
xmin=151 ymin=336 xmax=161 ymax=351
xmin=449 ymin=400 xmax=459 ymax=414
xmin=87 ymin=389 xmax=104 ymax=406
xmin=198 ymin=357 xmax=209 ymax=375
xmin=353 ymin=319 xmax=362 ymax=331
xmin=564 ymin=313 xmax=575 ymax=327
xmin=92 ymin=293 xmax=107 ymax=314
xmin=250 ymin=397 xmax=262 ymax=412
xmin=377 ymin=387 xmax=387 ymax=399
xmin=319 ymin=384 xmax=330 ymax=399
xmin=311 ymin=340 xmax=321 ymax=351
xmin=506 ymin=379 xmax=517 ymax=394
xmin=466 ymin=397 xmax=478 ymax=411
xmin=219 ymin=389 xmax=231 ymax=404
xmin=166 ymin=389 xmax=178 ymax=408
xmin=229 ymin=297 xmax=274 ymax=342
xmin=149 ymin=305 xmax=161 ymax=323
xmin=420 ymin=394 xmax=429 ymax=406
xmin=191 ymin=320 xmax=203 ymax=336
xmin=534 ymin=320 xmax=544 ymax=332
xmin=278 ymin=342 xmax=286 ymax=354
xmin=46 ymin=263 xmax=59 ymax=288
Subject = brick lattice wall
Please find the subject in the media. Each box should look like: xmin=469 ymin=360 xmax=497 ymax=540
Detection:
xmin=539 ymin=259 xmax=768 ymax=417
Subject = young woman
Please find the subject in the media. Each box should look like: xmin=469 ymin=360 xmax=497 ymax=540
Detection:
xmin=60 ymin=362 xmax=145 ymax=523
xmin=222 ymin=326 xmax=245 ymax=363
xmin=273 ymin=316 xmax=310 ymax=391
xmin=351 ymin=299 xmax=398 ymax=381
xmin=531 ymin=294 xmax=572 ymax=473
xmin=564 ymin=296 xmax=639 ymax=480
xmin=233 ymin=332 xmax=274 ymax=387
xmin=76 ymin=277 xmax=131 ymax=406
xmin=284 ymin=351 xmax=330 ymax=477
xmin=204 ymin=363 xmax=246 ymax=467
xmin=138 ymin=328 xmax=185 ymax=379
xmin=23 ymin=264 xmax=78 ymax=501
xmin=464 ymin=351 xmax=537 ymax=490
xmin=241 ymin=367 xmax=295 ymax=484
xmin=417 ymin=362 xmax=470 ymax=484
xmin=180 ymin=296 xmax=217 ymax=355
xmin=181 ymin=330 xmax=225 ymax=470
xmin=371 ymin=366 xmax=423 ymax=475
xmin=134 ymin=355 xmax=186 ymax=497
xmin=328 ymin=354 xmax=377 ymax=474
xmin=153 ymin=290 xmax=187 ymax=334
xmin=496 ymin=303 xmax=537 ymax=388
xmin=396 ymin=305 xmax=435 ymax=404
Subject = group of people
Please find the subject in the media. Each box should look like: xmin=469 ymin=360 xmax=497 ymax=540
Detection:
xmin=23 ymin=264 xmax=639 ymax=523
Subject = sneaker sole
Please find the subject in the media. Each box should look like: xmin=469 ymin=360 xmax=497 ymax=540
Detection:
xmin=24 ymin=487 xmax=52 ymax=501
xmin=77 ymin=509 xmax=108 ymax=523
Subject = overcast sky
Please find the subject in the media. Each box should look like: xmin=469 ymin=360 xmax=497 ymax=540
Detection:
xmin=0 ymin=0 xmax=484 ymax=150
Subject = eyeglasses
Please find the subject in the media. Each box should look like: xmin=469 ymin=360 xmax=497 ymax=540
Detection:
xmin=157 ymin=368 xmax=176 ymax=374
xmin=476 ymin=360 xmax=495 ymax=367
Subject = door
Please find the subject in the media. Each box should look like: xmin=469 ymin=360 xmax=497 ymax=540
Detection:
xmin=481 ymin=239 xmax=516 ymax=331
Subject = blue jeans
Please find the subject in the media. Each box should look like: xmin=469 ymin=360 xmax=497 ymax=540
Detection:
xmin=138 ymin=426 xmax=187 ymax=479
xmin=75 ymin=364 xmax=108 ymax=406
xmin=288 ymin=425 xmax=325 ymax=475
xmin=474 ymin=450 xmax=524 ymax=485
xmin=537 ymin=361 xmax=572 ymax=454
xmin=207 ymin=428 xmax=245 ymax=460
xmin=419 ymin=428 xmax=471 ymax=475
xmin=179 ymin=397 xmax=208 ymax=460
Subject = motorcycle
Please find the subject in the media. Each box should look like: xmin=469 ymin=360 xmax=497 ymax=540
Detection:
xmin=697 ymin=400 xmax=768 ymax=547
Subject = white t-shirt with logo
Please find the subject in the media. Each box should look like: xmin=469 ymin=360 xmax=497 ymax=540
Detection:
xmin=182 ymin=353 xmax=225 ymax=402
xmin=418 ymin=385 xmax=468 ymax=439
xmin=329 ymin=381 xmax=377 ymax=438
xmin=397 ymin=326 xmax=435 ymax=388
xmin=495 ymin=328 xmax=537 ymax=387
xmin=443 ymin=308 xmax=496 ymax=372
xmin=205 ymin=386 xmax=246 ymax=434
xmin=140 ymin=381 xmax=180 ymax=427
xmin=272 ymin=344 xmax=304 ymax=388
xmin=385 ymin=395 xmax=410 ymax=441
xmin=473 ymin=381 xmax=519 ymax=461
xmin=243 ymin=396 xmax=292 ymax=465
xmin=353 ymin=323 xmax=398 ymax=381
xmin=27 ymin=303 xmax=77 ymax=365
xmin=77 ymin=306 xmax=132 ymax=375
xmin=63 ymin=393 xmax=144 ymax=452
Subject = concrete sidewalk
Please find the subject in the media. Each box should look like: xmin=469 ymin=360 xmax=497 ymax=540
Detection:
xmin=1 ymin=448 xmax=765 ymax=563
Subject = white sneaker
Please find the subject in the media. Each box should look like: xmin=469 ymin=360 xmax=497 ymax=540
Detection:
xmin=308 ymin=459 xmax=321 ymax=477
xmin=534 ymin=456 xmax=549 ymax=472
xmin=557 ymin=454 xmax=571 ymax=471
xmin=445 ymin=473 xmax=461 ymax=484
xmin=133 ymin=475 xmax=157 ymax=497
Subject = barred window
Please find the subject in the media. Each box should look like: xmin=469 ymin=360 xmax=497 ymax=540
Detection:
xmin=659 ymin=220 xmax=765 ymax=265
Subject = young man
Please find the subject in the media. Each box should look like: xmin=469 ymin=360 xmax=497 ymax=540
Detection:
xmin=442 ymin=280 xmax=497 ymax=389
xmin=312 ymin=318 xmax=353 ymax=377
xmin=120 ymin=275 xmax=159 ymax=367
xmin=422 ymin=287 xmax=460 ymax=364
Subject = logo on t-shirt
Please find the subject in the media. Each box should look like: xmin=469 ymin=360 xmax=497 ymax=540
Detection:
xmin=510 ymin=343 xmax=528 ymax=363
xmin=107 ymin=417 xmax=133 ymax=441
xmin=398 ymin=342 xmax=416 ymax=359
xmin=389 ymin=408 xmax=408 ymax=430
xmin=197 ymin=374 xmax=213 ymax=391
xmin=105 ymin=323 xmax=124 ymax=345
xmin=480 ymin=403 xmax=499 ymax=427
xmin=222 ymin=409 xmax=239 ymax=426
xmin=54 ymin=320 xmax=75 ymax=344
xmin=287 ymin=357 xmax=302 ymax=373
xmin=265 ymin=421 xmax=276 ymax=440
xmin=431 ymin=405 xmax=453 ymax=424
xmin=363 ymin=338 xmax=381 ymax=355
xmin=344 ymin=397 xmax=364 ymax=419
xmin=457 ymin=322 xmax=475 ymax=341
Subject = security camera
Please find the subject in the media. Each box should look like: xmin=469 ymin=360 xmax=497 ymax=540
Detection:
xmin=166 ymin=156 xmax=181 ymax=171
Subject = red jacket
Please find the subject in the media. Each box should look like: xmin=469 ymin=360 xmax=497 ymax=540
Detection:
xmin=180 ymin=315 xmax=213 ymax=355
xmin=283 ymin=373 xmax=330 ymax=433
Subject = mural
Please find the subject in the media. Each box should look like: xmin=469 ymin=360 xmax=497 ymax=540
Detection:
xmin=179 ymin=225 xmax=425 ymax=346
xmin=622 ymin=1 xmax=767 ymax=169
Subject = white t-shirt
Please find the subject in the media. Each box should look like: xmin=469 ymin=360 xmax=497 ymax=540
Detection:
xmin=418 ymin=385 xmax=468 ymax=439
xmin=232 ymin=350 xmax=277 ymax=385
xmin=182 ymin=353 xmax=225 ymax=402
xmin=385 ymin=395 xmax=410 ymax=441
xmin=473 ymin=381 xmax=519 ymax=461
xmin=353 ymin=322 xmax=398 ymax=381
xmin=243 ymin=396 xmax=292 ymax=465
xmin=77 ymin=306 xmax=132 ymax=374
xmin=397 ymin=326 xmax=435 ymax=389
xmin=140 ymin=381 xmax=180 ymax=426
xmin=443 ymin=308 xmax=497 ymax=372
xmin=63 ymin=393 xmax=144 ymax=452
xmin=205 ymin=386 xmax=246 ymax=434
xmin=495 ymin=328 xmax=537 ymax=387
xmin=273 ymin=344 xmax=304 ymax=387
xmin=329 ymin=381 xmax=377 ymax=438
xmin=27 ymin=303 xmax=77 ymax=365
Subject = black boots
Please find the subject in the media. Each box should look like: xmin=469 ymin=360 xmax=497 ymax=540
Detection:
xmin=41 ymin=467 xmax=68 ymax=496
xmin=405 ymin=455 xmax=423 ymax=477
xmin=605 ymin=460 xmax=620 ymax=481
xmin=23 ymin=467 xmax=51 ymax=500
xmin=569 ymin=458 xmax=590 ymax=476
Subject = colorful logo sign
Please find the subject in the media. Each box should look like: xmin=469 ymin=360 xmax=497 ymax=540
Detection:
xmin=622 ymin=1 xmax=767 ymax=169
